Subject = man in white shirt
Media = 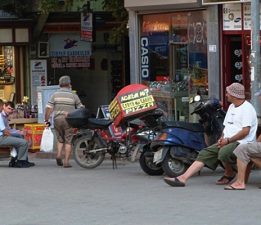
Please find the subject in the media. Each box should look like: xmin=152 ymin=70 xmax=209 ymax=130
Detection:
xmin=164 ymin=83 xmax=258 ymax=187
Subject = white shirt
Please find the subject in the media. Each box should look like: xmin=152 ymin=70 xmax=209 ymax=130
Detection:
xmin=223 ymin=101 xmax=257 ymax=144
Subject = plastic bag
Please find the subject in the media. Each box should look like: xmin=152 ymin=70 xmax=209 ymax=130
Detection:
xmin=40 ymin=128 xmax=54 ymax=152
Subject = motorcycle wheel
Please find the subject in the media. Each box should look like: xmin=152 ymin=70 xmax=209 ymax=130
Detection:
xmin=139 ymin=151 xmax=164 ymax=176
xmin=73 ymin=135 xmax=105 ymax=169
xmin=162 ymin=153 xmax=188 ymax=177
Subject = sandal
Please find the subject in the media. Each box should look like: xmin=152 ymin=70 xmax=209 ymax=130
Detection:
xmin=164 ymin=177 xmax=185 ymax=187
xmin=56 ymin=158 xmax=63 ymax=166
xmin=63 ymin=164 xmax=72 ymax=168
xmin=216 ymin=175 xmax=235 ymax=185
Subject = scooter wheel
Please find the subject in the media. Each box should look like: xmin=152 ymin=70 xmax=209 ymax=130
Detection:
xmin=162 ymin=153 xmax=188 ymax=177
xmin=139 ymin=151 xmax=164 ymax=176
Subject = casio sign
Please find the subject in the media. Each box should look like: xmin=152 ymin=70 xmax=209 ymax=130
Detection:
xmin=141 ymin=37 xmax=149 ymax=79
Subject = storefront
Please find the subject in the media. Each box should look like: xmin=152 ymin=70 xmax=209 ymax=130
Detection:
xmin=125 ymin=0 xmax=220 ymax=121
xmin=221 ymin=2 xmax=254 ymax=103
xmin=0 ymin=10 xmax=32 ymax=103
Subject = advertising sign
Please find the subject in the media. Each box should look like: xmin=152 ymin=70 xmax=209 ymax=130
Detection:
xmin=30 ymin=60 xmax=47 ymax=105
xmin=109 ymin=84 xmax=157 ymax=127
xmin=49 ymin=33 xmax=91 ymax=68
xmin=223 ymin=4 xmax=242 ymax=30
xmin=81 ymin=12 xmax=93 ymax=42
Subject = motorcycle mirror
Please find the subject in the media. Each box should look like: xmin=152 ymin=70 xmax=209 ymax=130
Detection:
xmin=194 ymin=95 xmax=201 ymax=102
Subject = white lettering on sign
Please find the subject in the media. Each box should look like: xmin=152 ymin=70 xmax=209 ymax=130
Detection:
xmin=140 ymin=37 xmax=149 ymax=79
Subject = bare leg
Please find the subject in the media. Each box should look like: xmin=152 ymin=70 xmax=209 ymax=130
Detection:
xmin=177 ymin=161 xmax=204 ymax=183
xmin=223 ymin=162 xmax=234 ymax=177
xmin=164 ymin=161 xmax=204 ymax=185
xmin=64 ymin=143 xmax=72 ymax=166
xmin=227 ymin=159 xmax=247 ymax=189
xmin=56 ymin=141 xmax=63 ymax=159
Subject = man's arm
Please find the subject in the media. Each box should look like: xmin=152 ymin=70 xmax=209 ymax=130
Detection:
xmin=218 ymin=127 xmax=250 ymax=148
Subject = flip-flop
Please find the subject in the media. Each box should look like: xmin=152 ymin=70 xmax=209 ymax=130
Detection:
xmin=224 ymin=185 xmax=245 ymax=190
xmin=164 ymin=177 xmax=185 ymax=187
xmin=63 ymin=164 xmax=72 ymax=168
xmin=216 ymin=175 xmax=235 ymax=185
xmin=56 ymin=158 xmax=63 ymax=166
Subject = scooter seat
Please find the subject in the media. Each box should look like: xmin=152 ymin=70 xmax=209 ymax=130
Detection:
xmin=162 ymin=121 xmax=204 ymax=132
xmin=87 ymin=118 xmax=112 ymax=128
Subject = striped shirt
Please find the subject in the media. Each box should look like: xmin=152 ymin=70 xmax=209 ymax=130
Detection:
xmin=46 ymin=88 xmax=84 ymax=118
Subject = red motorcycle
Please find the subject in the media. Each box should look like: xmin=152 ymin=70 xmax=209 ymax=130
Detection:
xmin=66 ymin=106 xmax=161 ymax=169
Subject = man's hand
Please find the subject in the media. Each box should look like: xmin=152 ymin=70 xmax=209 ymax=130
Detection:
xmin=217 ymin=137 xmax=229 ymax=148
xmin=44 ymin=120 xmax=51 ymax=127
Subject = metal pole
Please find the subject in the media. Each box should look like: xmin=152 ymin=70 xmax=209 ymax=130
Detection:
xmin=250 ymin=0 xmax=261 ymax=117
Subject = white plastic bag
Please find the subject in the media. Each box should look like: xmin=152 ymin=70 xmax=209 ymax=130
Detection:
xmin=40 ymin=128 xmax=54 ymax=152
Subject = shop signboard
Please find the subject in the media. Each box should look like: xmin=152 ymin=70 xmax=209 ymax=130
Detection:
xmin=30 ymin=60 xmax=47 ymax=106
xmin=109 ymin=84 xmax=157 ymax=127
xmin=202 ymin=0 xmax=250 ymax=4
xmin=81 ymin=12 xmax=93 ymax=42
xmin=49 ymin=33 xmax=91 ymax=68
xmin=243 ymin=3 xmax=261 ymax=30
xmin=223 ymin=3 xmax=242 ymax=30
xmin=140 ymin=36 xmax=150 ymax=80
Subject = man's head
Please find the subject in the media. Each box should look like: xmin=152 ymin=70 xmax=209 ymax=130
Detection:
xmin=59 ymin=75 xmax=71 ymax=87
xmin=226 ymin=82 xmax=245 ymax=102
xmin=3 ymin=101 xmax=14 ymax=115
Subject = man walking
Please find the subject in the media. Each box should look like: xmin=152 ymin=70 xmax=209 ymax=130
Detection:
xmin=45 ymin=75 xmax=84 ymax=168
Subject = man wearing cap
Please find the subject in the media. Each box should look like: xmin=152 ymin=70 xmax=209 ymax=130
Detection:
xmin=164 ymin=82 xmax=258 ymax=187
xmin=45 ymin=75 xmax=84 ymax=168
xmin=225 ymin=91 xmax=261 ymax=190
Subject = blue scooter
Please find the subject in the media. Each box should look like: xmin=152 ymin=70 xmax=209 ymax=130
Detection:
xmin=139 ymin=96 xmax=225 ymax=177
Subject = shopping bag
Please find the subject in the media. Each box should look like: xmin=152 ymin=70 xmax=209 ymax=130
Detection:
xmin=40 ymin=127 xmax=54 ymax=152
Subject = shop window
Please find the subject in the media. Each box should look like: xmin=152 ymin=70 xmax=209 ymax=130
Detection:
xmin=0 ymin=46 xmax=15 ymax=101
xmin=140 ymin=10 xmax=208 ymax=121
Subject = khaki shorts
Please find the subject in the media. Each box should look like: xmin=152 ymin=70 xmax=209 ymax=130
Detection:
xmin=54 ymin=117 xmax=74 ymax=144
xmin=196 ymin=142 xmax=239 ymax=170
xmin=233 ymin=142 xmax=261 ymax=164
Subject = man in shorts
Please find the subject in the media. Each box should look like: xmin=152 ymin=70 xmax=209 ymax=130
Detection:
xmin=164 ymin=83 xmax=258 ymax=187
xmin=225 ymin=90 xmax=261 ymax=190
xmin=45 ymin=75 xmax=84 ymax=168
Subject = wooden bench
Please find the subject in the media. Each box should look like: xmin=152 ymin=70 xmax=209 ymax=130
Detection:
xmin=0 ymin=147 xmax=11 ymax=159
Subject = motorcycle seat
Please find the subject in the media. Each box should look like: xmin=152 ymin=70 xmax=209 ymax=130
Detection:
xmin=162 ymin=121 xmax=204 ymax=132
xmin=87 ymin=118 xmax=112 ymax=128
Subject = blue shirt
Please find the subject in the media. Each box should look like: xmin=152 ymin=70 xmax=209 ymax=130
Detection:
xmin=0 ymin=113 xmax=6 ymax=136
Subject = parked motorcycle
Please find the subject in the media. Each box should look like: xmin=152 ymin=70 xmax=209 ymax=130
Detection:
xmin=139 ymin=96 xmax=226 ymax=177
xmin=66 ymin=106 xmax=162 ymax=169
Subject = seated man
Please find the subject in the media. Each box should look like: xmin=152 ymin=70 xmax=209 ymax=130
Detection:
xmin=164 ymin=83 xmax=258 ymax=187
xmin=224 ymin=89 xmax=261 ymax=190
xmin=0 ymin=101 xmax=34 ymax=168
xmin=225 ymin=135 xmax=261 ymax=190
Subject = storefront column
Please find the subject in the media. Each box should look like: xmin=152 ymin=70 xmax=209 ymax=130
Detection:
xmin=127 ymin=10 xmax=140 ymax=84
xmin=207 ymin=5 xmax=220 ymax=99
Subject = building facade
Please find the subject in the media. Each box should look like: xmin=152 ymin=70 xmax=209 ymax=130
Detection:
xmin=125 ymin=0 xmax=257 ymax=121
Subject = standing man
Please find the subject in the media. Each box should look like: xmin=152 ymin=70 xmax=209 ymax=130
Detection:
xmin=164 ymin=83 xmax=258 ymax=187
xmin=0 ymin=101 xmax=35 ymax=168
xmin=45 ymin=75 xmax=84 ymax=168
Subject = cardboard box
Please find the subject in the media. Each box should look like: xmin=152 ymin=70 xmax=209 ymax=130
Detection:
xmin=24 ymin=124 xmax=45 ymax=151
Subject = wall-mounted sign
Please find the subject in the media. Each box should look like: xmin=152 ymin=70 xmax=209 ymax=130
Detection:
xmin=81 ymin=12 xmax=93 ymax=42
xmin=202 ymin=0 xmax=250 ymax=5
xmin=50 ymin=56 xmax=90 ymax=68
xmin=223 ymin=3 xmax=242 ymax=30
xmin=49 ymin=33 xmax=91 ymax=57
xmin=140 ymin=36 xmax=150 ymax=80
